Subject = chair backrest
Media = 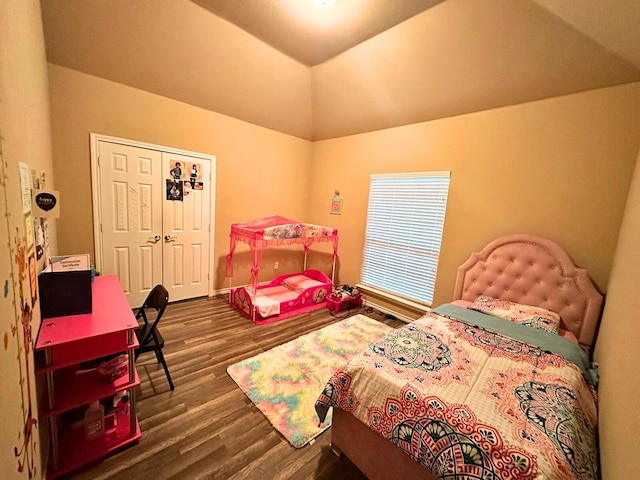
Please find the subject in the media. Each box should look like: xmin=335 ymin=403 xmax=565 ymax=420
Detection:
xmin=136 ymin=285 xmax=169 ymax=349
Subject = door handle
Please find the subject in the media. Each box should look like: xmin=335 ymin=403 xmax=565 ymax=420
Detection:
xmin=147 ymin=235 xmax=161 ymax=243
xmin=164 ymin=235 xmax=176 ymax=242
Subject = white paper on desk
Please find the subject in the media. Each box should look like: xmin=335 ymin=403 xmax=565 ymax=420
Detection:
xmin=50 ymin=254 xmax=90 ymax=272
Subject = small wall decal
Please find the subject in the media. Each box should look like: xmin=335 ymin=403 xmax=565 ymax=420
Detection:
xmin=169 ymin=160 xmax=183 ymax=180
xmin=31 ymin=190 xmax=60 ymax=218
xmin=166 ymin=179 xmax=183 ymax=201
xmin=330 ymin=197 xmax=343 ymax=215
xmin=24 ymin=213 xmax=34 ymax=250
xmin=19 ymin=162 xmax=32 ymax=213
xmin=188 ymin=162 xmax=202 ymax=188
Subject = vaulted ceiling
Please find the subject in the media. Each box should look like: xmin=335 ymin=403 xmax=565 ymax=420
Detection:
xmin=40 ymin=0 xmax=640 ymax=140
xmin=191 ymin=0 xmax=445 ymax=66
xmin=192 ymin=0 xmax=640 ymax=69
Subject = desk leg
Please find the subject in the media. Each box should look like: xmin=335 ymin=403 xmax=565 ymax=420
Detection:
xmin=129 ymin=386 xmax=137 ymax=436
xmin=44 ymin=349 xmax=55 ymax=410
xmin=44 ymin=349 xmax=59 ymax=471
xmin=128 ymin=348 xmax=135 ymax=384
xmin=49 ymin=417 xmax=59 ymax=472
xmin=127 ymin=347 xmax=137 ymax=435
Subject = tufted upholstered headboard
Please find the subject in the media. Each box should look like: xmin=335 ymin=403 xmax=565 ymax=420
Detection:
xmin=453 ymin=234 xmax=603 ymax=353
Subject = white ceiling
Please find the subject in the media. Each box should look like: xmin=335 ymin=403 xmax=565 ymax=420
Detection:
xmin=192 ymin=0 xmax=640 ymax=68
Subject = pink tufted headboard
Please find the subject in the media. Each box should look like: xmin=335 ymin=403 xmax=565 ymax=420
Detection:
xmin=453 ymin=234 xmax=603 ymax=353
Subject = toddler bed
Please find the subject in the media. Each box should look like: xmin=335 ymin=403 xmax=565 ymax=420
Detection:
xmin=225 ymin=216 xmax=338 ymax=324
xmin=230 ymin=269 xmax=331 ymax=324
xmin=315 ymin=234 xmax=604 ymax=479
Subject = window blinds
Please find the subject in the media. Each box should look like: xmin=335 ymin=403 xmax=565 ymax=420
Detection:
xmin=360 ymin=171 xmax=450 ymax=306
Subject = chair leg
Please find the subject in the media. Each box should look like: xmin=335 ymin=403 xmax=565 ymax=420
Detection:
xmin=156 ymin=348 xmax=175 ymax=391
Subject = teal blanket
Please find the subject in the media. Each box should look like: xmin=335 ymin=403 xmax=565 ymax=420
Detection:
xmin=432 ymin=303 xmax=598 ymax=387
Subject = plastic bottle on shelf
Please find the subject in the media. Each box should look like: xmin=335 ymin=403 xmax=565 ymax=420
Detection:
xmin=84 ymin=401 xmax=105 ymax=440
xmin=107 ymin=391 xmax=126 ymax=428
xmin=116 ymin=391 xmax=130 ymax=417
xmin=114 ymin=391 xmax=131 ymax=434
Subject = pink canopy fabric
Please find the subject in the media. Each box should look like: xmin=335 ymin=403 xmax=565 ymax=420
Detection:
xmin=225 ymin=216 xmax=339 ymax=283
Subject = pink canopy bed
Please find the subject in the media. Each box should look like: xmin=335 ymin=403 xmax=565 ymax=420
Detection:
xmin=225 ymin=215 xmax=338 ymax=324
xmin=316 ymin=234 xmax=604 ymax=479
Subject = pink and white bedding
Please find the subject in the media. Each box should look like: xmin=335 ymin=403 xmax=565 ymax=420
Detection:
xmin=452 ymin=299 xmax=580 ymax=345
xmin=230 ymin=269 xmax=331 ymax=324
xmin=316 ymin=304 xmax=599 ymax=479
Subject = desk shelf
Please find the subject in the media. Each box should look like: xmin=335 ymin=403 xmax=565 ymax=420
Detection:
xmin=35 ymin=276 xmax=141 ymax=480
xmin=35 ymin=339 xmax=139 ymax=373
xmin=40 ymin=368 xmax=141 ymax=418
xmin=48 ymin=414 xmax=141 ymax=480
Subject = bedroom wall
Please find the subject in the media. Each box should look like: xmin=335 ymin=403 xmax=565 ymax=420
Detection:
xmin=0 ymin=0 xmax=56 ymax=478
xmin=307 ymin=82 xmax=640 ymax=311
xmin=311 ymin=0 xmax=640 ymax=141
xmin=594 ymin=149 xmax=640 ymax=477
xmin=47 ymin=65 xmax=313 ymax=289
xmin=40 ymin=0 xmax=313 ymax=140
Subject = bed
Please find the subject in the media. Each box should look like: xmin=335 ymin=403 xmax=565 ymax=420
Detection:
xmin=229 ymin=269 xmax=332 ymax=323
xmin=315 ymin=234 xmax=604 ymax=479
xmin=225 ymin=215 xmax=338 ymax=324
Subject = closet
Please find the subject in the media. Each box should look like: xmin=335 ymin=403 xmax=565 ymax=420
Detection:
xmin=91 ymin=134 xmax=216 ymax=306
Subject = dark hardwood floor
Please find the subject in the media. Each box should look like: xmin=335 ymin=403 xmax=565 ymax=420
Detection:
xmin=64 ymin=295 xmax=405 ymax=480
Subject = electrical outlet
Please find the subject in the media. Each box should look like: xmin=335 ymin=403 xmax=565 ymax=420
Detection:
xmin=274 ymin=261 xmax=279 ymax=270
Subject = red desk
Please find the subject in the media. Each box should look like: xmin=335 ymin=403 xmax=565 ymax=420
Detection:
xmin=35 ymin=275 xmax=141 ymax=479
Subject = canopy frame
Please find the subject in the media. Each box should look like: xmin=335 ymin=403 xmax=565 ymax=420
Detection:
xmin=225 ymin=216 xmax=339 ymax=321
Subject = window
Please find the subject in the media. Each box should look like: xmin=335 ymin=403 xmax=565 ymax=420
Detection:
xmin=360 ymin=171 xmax=450 ymax=306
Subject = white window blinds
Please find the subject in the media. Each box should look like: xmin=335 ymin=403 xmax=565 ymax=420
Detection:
xmin=360 ymin=171 xmax=450 ymax=306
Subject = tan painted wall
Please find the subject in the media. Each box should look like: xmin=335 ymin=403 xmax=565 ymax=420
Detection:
xmin=48 ymin=65 xmax=313 ymax=289
xmin=41 ymin=0 xmax=313 ymax=139
xmin=311 ymin=0 xmax=640 ymax=140
xmin=308 ymin=82 xmax=640 ymax=311
xmin=0 ymin=0 xmax=56 ymax=478
xmin=594 ymin=150 xmax=640 ymax=477
xmin=39 ymin=0 xmax=640 ymax=141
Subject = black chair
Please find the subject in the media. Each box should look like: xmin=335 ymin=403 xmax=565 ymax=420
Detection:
xmin=134 ymin=285 xmax=174 ymax=391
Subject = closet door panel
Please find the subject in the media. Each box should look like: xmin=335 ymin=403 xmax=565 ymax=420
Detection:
xmin=98 ymin=141 xmax=163 ymax=307
xmin=162 ymin=152 xmax=211 ymax=302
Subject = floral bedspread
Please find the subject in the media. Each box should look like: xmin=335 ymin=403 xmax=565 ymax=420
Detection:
xmin=315 ymin=305 xmax=598 ymax=479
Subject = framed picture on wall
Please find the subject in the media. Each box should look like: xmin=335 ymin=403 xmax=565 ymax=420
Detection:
xmin=330 ymin=197 xmax=343 ymax=215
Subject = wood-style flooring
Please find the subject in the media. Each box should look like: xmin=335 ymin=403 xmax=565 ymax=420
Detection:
xmin=64 ymin=295 xmax=405 ymax=480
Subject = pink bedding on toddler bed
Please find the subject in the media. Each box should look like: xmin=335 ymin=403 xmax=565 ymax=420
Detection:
xmin=250 ymin=287 xmax=299 ymax=318
xmin=230 ymin=269 xmax=331 ymax=323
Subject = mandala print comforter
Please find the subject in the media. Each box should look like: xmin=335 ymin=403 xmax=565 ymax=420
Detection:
xmin=315 ymin=304 xmax=599 ymax=480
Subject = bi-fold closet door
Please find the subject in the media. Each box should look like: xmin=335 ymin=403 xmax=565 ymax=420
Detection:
xmin=93 ymin=136 xmax=214 ymax=307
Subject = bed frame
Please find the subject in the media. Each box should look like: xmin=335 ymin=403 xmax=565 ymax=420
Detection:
xmin=453 ymin=233 xmax=603 ymax=353
xmin=230 ymin=269 xmax=331 ymax=325
xmin=330 ymin=233 xmax=604 ymax=480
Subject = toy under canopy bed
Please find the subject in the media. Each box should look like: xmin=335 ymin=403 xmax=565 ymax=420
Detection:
xmin=225 ymin=216 xmax=338 ymax=324
xmin=315 ymin=234 xmax=604 ymax=480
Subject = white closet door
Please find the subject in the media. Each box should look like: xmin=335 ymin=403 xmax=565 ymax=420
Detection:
xmin=161 ymin=152 xmax=211 ymax=302
xmin=98 ymin=141 xmax=163 ymax=307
